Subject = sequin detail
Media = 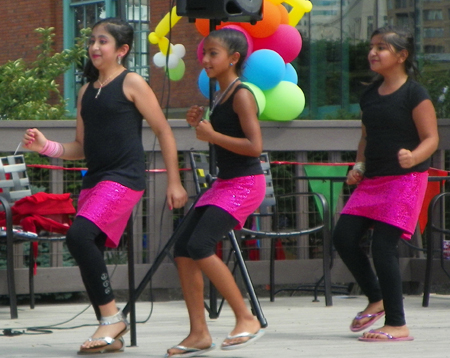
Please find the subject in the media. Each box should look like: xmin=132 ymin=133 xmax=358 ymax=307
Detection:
xmin=195 ymin=175 xmax=266 ymax=229
xmin=77 ymin=181 xmax=144 ymax=248
xmin=342 ymin=172 xmax=428 ymax=239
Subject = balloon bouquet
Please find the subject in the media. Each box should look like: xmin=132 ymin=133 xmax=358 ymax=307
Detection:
xmin=149 ymin=0 xmax=313 ymax=121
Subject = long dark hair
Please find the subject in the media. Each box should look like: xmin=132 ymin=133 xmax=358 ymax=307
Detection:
xmin=370 ymin=26 xmax=419 ymax=80
xmin=83 ymin=18 xmax=134 ymax=82
xmin=206 ymin=28 xmax=248 ymax=76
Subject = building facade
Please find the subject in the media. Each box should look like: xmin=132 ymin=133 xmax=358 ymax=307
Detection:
xmin=1 ymin=0 xmax=449 ymax=119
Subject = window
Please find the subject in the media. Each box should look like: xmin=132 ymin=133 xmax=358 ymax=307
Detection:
xmin=423 ymin=27 xmax=444 ymax=38
xmin=423 ymin=10 xmax=443 ymax=21
xmin=63 ymin=0 xmax=150 ymax=116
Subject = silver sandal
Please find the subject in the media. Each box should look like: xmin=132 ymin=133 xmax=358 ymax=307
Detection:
xmin=77 ymin=310 xmax=129 ymax=355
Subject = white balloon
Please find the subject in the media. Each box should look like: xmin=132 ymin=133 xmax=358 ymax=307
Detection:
xmin=172 ymin=44 xmax=186 ymax=58
xmin=153 ymin=52 xmax=166 ymax=67
xmin=167 ymin=54 xmax=180 ymax=69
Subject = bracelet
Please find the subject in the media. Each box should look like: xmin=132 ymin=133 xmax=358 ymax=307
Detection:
xmin=39 ymin=140 xmax=64 ymax=158
xmin=352 ymin=162 xmax=366 ymax=174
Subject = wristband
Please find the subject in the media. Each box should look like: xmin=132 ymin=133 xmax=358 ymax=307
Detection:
xmin=39 ymin=140 xmax=64 ymax=158
xmin=352 ymin=162 xmax=365 ymax=175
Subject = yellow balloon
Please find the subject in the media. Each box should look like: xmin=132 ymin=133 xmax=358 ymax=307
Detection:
xmin=155 ymin=6 xmax=182 ymax=38
xmin=148 ymin=32 xmax=159 ymax=45
xmin=158 ymin=37 xmax=172 ymax=55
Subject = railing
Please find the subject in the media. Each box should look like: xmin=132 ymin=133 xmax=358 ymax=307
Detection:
xmin=1 ymin=119 xmax=450 ymax=295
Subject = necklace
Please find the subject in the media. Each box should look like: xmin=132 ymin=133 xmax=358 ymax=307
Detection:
xmin=95 ymin=68 xmax=124 ymax=99
xmin=209 ymin=77 xmax=240 ymax=116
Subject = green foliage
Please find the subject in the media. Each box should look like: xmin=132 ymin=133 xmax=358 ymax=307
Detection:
xmin=0 ymin=27 xmax=89 ymax=120
xmin=418 ymin=64 xmax=450 ymax=119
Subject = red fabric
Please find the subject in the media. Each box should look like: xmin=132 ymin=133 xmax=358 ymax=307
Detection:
xmin=0 ymin=192 xmax=75 ymax=275
xmin=418 ymin=168 xmax=448 ymax=234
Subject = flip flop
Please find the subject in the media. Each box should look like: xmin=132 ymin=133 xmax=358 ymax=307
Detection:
xmin=78 ymin=337 xmax=125 ymax=355
xmin=164 ymin=343 xmax=216 ymax=357
xmin=221 ymin=329 xmax=265 ymax=350
xmin=350 ymin=310 xmax=385 ymax=332
xmin=358 ymin=330 xmax=414 ymax=342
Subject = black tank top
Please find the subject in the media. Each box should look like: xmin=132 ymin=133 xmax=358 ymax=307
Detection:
xmin=80 ymin=70 xmax=146 ymax=191
xmin=210 ymin=84 xmax=263 ymax=179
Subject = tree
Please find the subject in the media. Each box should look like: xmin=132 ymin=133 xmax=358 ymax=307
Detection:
xmin=0 ymin=27 xmax=89 ymax=120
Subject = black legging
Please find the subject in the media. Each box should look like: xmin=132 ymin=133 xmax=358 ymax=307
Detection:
xmin=65 ymin=216 xmax=113 ymax=320
xmin=333 ymin=214 xmax=405 ymax=327
xmin=174 ymin=205 xmax=238 ymax=260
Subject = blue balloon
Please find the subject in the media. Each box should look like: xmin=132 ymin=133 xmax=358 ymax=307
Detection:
xmin=242 ymin=50 xmax=285 ymax=90
xmin=284 ymin=63 xmax=298 ymax=84
xmin=197 ymin=69 xmax=219 ymax=98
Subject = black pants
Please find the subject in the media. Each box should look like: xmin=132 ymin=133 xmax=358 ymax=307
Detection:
xmin=333 ymin=214 xmax=405 ymax=327
xmin=174 ymin=205 xmax=238 ymax=260
xmin=66 ymin=216 xmax=114 ymax=320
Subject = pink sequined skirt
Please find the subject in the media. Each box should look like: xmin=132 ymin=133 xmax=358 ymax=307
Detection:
xmin=77 ymin=181 xmax=144 ymax=248
xmin=195 ymin=174 xmax=266 ymax=230
xmin=341 ymin=172 xmax=428 ymax=239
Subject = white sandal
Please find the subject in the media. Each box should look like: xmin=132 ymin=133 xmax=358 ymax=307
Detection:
xmin=78 ymin=310 xmax=129 ymax=355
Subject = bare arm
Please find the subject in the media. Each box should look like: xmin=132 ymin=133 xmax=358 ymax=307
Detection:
xmin=194 ymin=87 xmax=262 ymax=157
xmin=124 ymin=73 xmax=187 ymax=209
xmin=22 ymin=85 xmax=87 ymax=160
xmin=398 ymin=99 xmax=439 ymax=168
xmin=347 ymin=122 xmax=367 ymax=185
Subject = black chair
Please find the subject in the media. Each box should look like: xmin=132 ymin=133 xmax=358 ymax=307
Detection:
xmin=422 ymin=192 xmax=450 ymax=307
xmin=189 ymin=151 xmax=333 ymax=307
xmin=0 ymin=155 xmax=72 ymax=319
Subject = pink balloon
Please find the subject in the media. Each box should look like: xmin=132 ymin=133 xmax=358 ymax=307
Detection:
xmin=197 ymin=25 xmax=254 ymax=64
xmin=253 ymin=24 xmax=302 ymax=64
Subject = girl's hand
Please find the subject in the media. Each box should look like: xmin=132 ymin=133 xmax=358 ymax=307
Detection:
xmin=186 ymin=105 xmax=204 ymax=128
xmin=22 ymin=128 xmax=47 ymax=152
xmin=166 ymin=183 xmax=188 ymax=210
xmin=398 ymin=148 xmax=415 ymax=168
xmin=346 ymin=169 xmax=363 ymax=185
xmin=195 ymin=120 xmax=215 ymax=143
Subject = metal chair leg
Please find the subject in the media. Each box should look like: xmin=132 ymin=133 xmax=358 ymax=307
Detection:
xmin=228 ymin=231 xmax=268 ymax=328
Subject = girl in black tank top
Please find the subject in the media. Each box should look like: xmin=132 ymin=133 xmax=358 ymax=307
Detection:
xmin=168 ymin=28 xmax=266 ymax=357
xmin=22 ymin=18 xmax=187 ymax=354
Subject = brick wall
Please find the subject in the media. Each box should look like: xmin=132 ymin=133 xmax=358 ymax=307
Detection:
xmin=0 ymin=0 xmax=205 ymax=111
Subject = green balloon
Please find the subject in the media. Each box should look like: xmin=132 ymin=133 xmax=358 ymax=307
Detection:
xmin=242 ymin=82 xmax=266 ymax=115
xmin=262 ymin=81 xmax=305 ymax=121
xmin=167 ymin=59 xmax=185 ymax=81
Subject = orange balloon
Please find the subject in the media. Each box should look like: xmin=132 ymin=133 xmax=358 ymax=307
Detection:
xmin=195 ymin=19 xmax=223 ymax=36
xmin=241 ymin=0 xmax=281 ymax=38
xmin=278 ymin=4 xmax=289 ymax=25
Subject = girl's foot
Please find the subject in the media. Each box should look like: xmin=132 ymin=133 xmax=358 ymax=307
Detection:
xmin=360 ymin=325 xmax=412 ymax=341
xmin=166 ymin=334 xmax=213 ymax=357
xmin=80 ymin=311 xmax=129 ymax=350
xmin=221 ymin=317 xmax=262 ymax=347
xmin=350 ymin=301 xmax=384 ymax=332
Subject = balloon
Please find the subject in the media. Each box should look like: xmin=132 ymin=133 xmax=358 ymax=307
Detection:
xmin=253 ymin=24 xmax=302 ymax=63
xmin=240 ymin=0 xmax=280 ymax=38
xmin=153 ymin=52 xmax=166 ymax=67
xmin=197 ymin=69 xmax=220 ymax=98
xmin=167 ymin=54 xmax=180 ymax=69
xmin=242 ymin=50 xmax=285 ymax=90
xmin=283 ymin=63 xmax=298 ymax=84
xmin=262 ymin=81 xmax=305 ymax=121
xmin=242 ymin=82 xmax=266 ymax=115
xmin=158 ymin=36 xmax=171 ymax=55
xmin=267 ymin=0 xmax=313 ymax=26
xmin=197 ymin=38 xmax=205 ymax=64
xmin=167 ymin=59 xmax=185 ymax=81
xmin=154 ymin=7 xmax=182 ymax=38
xmin=195 ymin=18 xmax=214 ymax=37
xmin=278 ymin=4 xmax=289 ymax=24
xmin=221 ymin=24 xmax=254 ymax=58
xmin=172 ymin=44 xmax=186 ymax=58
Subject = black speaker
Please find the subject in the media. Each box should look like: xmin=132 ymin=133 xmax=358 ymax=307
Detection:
xmin=176 ymin=0 xmax=263 ymax=23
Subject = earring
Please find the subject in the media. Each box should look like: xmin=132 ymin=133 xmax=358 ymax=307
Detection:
xmin=230 ymin=63 xmax=233 ymax=66
xmin=117 ymin=56 xmax=122 ymax=65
